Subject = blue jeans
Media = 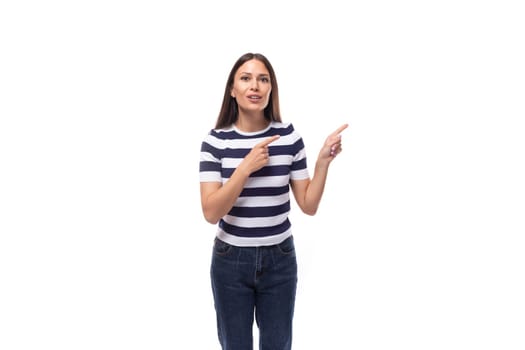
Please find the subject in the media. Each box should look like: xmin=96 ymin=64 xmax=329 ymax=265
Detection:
xmin=211 ymin=236 xmax=298 ymax=350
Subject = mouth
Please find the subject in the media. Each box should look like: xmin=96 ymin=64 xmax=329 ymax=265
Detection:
xmin=247 ymin=95 xmax=262 ymax=101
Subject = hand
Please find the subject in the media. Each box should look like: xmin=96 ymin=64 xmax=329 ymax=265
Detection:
xmin=239 ymin=135 xmax=280 ymax=175
xmin=318 ymin=123 xmax=348 ymax=164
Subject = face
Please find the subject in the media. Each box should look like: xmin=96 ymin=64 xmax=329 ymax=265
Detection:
xmin=230 ymin=59 xmax=272 ymax=115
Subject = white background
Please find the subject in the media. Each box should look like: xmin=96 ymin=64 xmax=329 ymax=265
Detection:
xmin=1 ymin=1 xmax=524 ymax=349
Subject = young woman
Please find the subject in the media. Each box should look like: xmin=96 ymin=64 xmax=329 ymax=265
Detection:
xmin=199 ymin=52 xmax=347 ymax=350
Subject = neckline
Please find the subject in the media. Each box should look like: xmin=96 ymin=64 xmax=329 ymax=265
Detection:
xmin=233 ymin=122 xmax=272 ymax=136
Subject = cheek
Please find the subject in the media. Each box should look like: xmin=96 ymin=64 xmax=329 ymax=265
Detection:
xmin=263 ymin=93 xmax=272 ymax=107
xmin=264 ymin=88 xmax=272 ymax=100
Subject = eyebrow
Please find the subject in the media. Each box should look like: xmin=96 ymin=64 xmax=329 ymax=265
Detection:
xmin=240 ymin=72 xmax=270 ymax=77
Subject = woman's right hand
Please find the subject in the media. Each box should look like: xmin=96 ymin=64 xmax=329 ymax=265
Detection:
xmin=239 ymin=135 xmax=280 ymax=175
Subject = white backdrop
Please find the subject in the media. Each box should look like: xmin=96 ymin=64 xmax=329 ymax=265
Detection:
xmin=1 ymin=1 xmax=524 ymax=349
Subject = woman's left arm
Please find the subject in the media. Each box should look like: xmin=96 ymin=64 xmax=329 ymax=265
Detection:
xmin=291 ymin=124 xmax=348 ymax=215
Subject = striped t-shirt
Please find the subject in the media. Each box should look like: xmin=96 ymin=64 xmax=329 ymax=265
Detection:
xmin=199 ymin=122 xmax=309 ymax=247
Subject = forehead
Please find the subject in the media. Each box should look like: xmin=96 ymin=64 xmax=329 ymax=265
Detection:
xmin=236 ymin=59 xmax=270 ymax=75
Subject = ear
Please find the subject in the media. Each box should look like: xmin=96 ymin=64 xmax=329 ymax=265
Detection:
xmin=230 ymin=89 xmax=236 ymax=98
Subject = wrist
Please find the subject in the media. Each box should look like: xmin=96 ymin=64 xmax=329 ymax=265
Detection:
xmin=234 ymin=163 xmax=252 ymax=179
xmin=315 ymin=158 xmax=330 ymax=172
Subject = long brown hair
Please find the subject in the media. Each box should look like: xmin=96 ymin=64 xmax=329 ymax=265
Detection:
xmin=214 ymin=53 xmax=282 ymax=129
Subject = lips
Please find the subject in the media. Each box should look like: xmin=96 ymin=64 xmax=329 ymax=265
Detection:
xmin=245 ymin=95 xmax=263 ymax=104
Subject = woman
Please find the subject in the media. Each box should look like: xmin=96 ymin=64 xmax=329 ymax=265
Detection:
xmin=199 ymin=52 xmax=347 ymax=350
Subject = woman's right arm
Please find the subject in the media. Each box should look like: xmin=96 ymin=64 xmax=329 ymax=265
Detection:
xmin=200 ymin=168 xmax=250 ymax=224
xmin=200 ymin=135 xmax=280 ymax=224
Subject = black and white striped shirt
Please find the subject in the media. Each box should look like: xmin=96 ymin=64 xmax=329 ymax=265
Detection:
xmin=199 ymin=122 xmax=309 ymax=246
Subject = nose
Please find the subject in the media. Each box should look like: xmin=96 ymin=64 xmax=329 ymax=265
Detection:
xmin=250 ymin=79 xmax=259 ymax=91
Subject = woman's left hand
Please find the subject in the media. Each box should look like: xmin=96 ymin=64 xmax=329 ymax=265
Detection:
xmin=318 ymin=123 xmax=348 ymax=164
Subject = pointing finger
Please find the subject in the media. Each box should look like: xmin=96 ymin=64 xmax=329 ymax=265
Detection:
xmin=257 ymin=135 xmax=280 ymax=147
xmin=330 ymin=123 xmax=349 ymax=137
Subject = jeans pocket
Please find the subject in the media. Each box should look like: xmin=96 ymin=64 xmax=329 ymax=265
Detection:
xmin=276 ymin=236 xmax=295 ymax=255
xmin=213 ymin=238 xmax=233 ymax=256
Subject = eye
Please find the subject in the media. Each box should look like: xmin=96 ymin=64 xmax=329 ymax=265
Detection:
xmin=240 ymin=76 xmax=250 ymax=81
xmin=260 ymin=77 xmax=270 ymax=83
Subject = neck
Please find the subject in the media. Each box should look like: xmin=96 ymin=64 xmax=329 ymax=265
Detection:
xmin=235 ymin=112 xmax=269 ymax=132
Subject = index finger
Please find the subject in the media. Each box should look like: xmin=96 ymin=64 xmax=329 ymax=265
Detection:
xmin=257 ymin=135 xmax=280 ymax=147
xmin=331 ymin=123 xmax=349 ymax=136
